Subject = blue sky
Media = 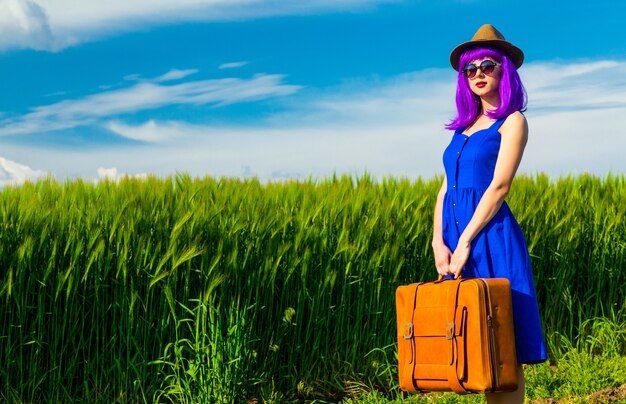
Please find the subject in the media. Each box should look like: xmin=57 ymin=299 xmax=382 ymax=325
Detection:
xmin=1 ymin=0 xmax=625 ymax=185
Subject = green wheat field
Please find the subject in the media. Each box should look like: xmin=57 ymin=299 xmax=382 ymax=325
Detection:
xmin=1 ymin=173 xmax=625 ymax=403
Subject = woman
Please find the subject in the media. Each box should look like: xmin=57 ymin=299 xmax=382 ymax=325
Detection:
xmin=431 ymin=24 xmax=548 ymax=403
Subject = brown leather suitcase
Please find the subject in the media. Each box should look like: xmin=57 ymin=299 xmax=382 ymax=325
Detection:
xmin=396 ymin=277 xmax=518 ymax=394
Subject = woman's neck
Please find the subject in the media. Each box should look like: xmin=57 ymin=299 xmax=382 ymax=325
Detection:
xmin=481 ymin=94 xmax=500 ymax=115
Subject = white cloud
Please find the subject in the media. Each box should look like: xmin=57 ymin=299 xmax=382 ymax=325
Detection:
xmin=516 ymin=61 xmax=626 ymax=175
xmin=0 ymin=72 xmax=302 ymax=136
xmin=106 ymin=120 xmax=200 ymax=143
xmin=1 ymin=0 xmax=398 ymax=51
xmin=97 ymin=166 xmax=118 ymax=180
xmin=265 ymin=68 xmax=457 ymax=128
xmin=101 ymin=59 xmax=626 ymax=180
xmin=97 ymin=166 xmax=147 ymax=181
xmin=219 ymin=61 xmax=249 ymax=70
xmin=0 ymin=155 xmax=45 ymax=186
xmin=521 ymin=61 xmax=626 ymax=113
xmin=38 ymin=0 xmax=397 ymax=28
xmin=154 ymin=69 xmax=199 ymax=82
xmin=2 ymin=59 xmax=626 ymax=183
xmin=0 ymin=0 xmax=58 ymax=51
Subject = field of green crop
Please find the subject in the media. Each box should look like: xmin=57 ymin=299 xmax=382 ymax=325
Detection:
xmin=0 ymin=173 xmax=625 ymax=403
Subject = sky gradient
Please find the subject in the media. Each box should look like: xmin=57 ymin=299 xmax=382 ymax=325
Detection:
xmin=1 ymin=0 xmax=625 ymax=185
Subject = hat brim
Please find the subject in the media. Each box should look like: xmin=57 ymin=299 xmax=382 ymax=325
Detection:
xmin=450 ymin=39 xmax=524 ymax=71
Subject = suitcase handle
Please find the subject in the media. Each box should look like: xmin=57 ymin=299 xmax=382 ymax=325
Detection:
xmin=435 ymin=274 xmax=463 ymax=283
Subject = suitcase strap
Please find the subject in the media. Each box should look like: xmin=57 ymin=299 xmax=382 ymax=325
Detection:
xmin=409 ymin=282 xmax=425 ymax=393
xmin=446 ymin=280 xmax=468 ymax=395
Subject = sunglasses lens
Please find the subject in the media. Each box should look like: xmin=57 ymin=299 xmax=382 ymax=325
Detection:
xmin=480 ymin=60 xmax=496 ymax=75
xmin=463 ymin=64 xmax=477 ymax=78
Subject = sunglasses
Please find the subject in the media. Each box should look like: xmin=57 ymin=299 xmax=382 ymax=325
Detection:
xmin=462 ymin=60 xmax=501 ymax=79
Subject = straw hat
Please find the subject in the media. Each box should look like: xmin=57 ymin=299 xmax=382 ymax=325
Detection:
xmin=449 ymin=24 xmax=524 ymax=70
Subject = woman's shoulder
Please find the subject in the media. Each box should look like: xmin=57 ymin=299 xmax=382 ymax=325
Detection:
xmin=503 ymin=111 xmax=526 ymax=126
xmin=500 ymin=111 xmax=528 ymax=136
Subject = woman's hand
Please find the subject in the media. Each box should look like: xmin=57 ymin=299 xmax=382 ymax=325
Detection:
xmin=432 ymin=241 xmax=453 ymax=277
xmin=449 ymin=238 xmax=471 ymax=279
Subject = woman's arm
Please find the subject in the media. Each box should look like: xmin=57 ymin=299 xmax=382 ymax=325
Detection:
xmin=432 ymin=175 xmax=453 ymax=276
xmin=448 ymin=112 xmax=529 ymax=278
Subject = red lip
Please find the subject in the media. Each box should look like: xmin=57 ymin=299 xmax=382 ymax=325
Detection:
xmin=476 ymin=82 xmax=487 ymax=88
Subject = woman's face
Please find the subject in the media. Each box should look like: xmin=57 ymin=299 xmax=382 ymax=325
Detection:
xmin=464 ymin=57 xmax=501 ymax=97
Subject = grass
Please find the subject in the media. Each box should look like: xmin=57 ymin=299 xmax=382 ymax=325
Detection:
xmin=341 ymin=344 xmax=626 ymax=403
xmin=0 ymin=173 xmax=624 ymax=402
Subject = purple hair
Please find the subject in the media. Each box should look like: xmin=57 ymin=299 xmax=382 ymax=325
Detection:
xmin=446 ymin=47 xmax=527 ymax=131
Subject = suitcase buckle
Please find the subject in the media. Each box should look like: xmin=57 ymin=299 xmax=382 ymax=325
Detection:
xmin=445 ymin=322 xmax=455 ymax=340
xmin=403 ymin=323 xmax=413 ymax=339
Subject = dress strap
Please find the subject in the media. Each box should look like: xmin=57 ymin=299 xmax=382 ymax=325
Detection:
xmin=492 ymin=117 xmax=508 ymax=131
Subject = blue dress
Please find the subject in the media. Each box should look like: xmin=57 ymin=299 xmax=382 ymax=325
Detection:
xmin=441 ymin=116 xmax=548 ymax=364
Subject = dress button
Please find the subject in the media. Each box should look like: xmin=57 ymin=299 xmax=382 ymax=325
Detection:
xmin=453 ymin=203 xmax=456 ymax=207
xmin=453 ymin=185 xmax=456 ymax=188
xmin=456 ymin=221 xmax=459 ymax=225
